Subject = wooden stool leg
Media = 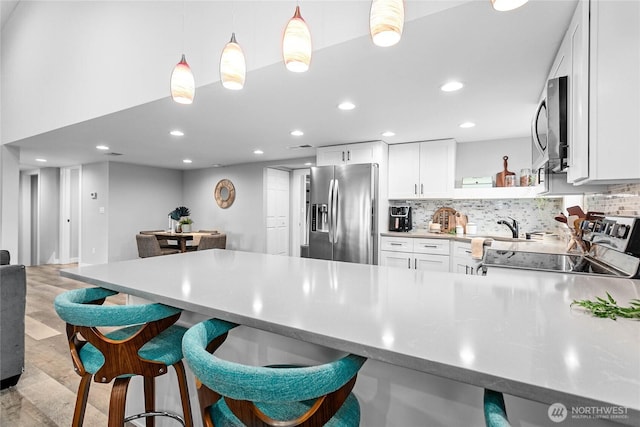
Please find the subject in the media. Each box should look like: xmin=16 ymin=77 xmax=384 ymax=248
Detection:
xmin=72 ymin=373 xmax=92 ymax=427
xmin=174 ymin=361 xmax=194 ymax=427
xmin=144 ymin=377 xmax=155 ymax=427
xmin=109 ymin=377 xmax=131 ymax=427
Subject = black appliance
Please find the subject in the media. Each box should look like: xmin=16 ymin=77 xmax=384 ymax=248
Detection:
xmin=389 ymin=206 xmax=412 ymax=232
xmin=481 ymin=216 xmax=640 ymax=278
xmin=532 ymin=76 xmax=568 ymax=174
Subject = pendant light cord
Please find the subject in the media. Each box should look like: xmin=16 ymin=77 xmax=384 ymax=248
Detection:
xmin=181 ymin=0 xmax=185 ymax=54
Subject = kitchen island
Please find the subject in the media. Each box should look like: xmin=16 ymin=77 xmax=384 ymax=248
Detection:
xmin=61 ymin=249 xmax=639 ymax=426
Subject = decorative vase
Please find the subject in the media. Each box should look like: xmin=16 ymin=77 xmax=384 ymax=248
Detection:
xmin=181 ymin=224 xmax=192 ymax=233
xmin=175 ymin=223 xmax=182 ymax=233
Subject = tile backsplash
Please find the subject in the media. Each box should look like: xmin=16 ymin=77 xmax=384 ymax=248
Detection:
xmin=391 ymin=198 xmax=564 ymax=237
xmin=585 ymin=183 xmax=640 ymax=216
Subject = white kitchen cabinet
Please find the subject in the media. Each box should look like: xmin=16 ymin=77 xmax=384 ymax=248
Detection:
xmin=452 ymin=241 xmax=481 ymax=275
xmin=388 ymin=139 xmax=456 ymax=199
xmin=549 ymin=0 xmax=640 ymax=184
xmin=316 ymin=141 xmax=385 ymax=166
xmin=380 ymin=236 xmax=450 ymax=272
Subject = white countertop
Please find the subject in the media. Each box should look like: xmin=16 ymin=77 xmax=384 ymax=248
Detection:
xmin=61 ymin=250 xmax=640 ymax=422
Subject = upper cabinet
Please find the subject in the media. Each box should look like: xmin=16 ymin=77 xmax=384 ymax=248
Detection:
xmin=388 ymin=139 xmax=456 ymax=199
xmin=554 ymin=0 xmax=640 ymax=184
xmin=316 ymin=141 xmax=385 ymax=166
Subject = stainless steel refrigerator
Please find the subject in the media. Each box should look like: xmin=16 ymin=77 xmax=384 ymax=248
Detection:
xmin=308 ymin=163 xmax=378 ymax=264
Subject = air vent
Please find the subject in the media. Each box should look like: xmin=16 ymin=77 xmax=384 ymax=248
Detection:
xmin=287 ymin=144 xmax=314 ymax=150
xmin=104 ymin=152 xmax=123 ymax=156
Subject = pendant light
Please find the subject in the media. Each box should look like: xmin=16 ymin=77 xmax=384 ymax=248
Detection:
xmin=170 ymin=1 xmax=194 ymax=104
xmin=490 ymin=0 xmax=529 ymax=12
xmin=282 ymin=5 xmax=312 ymax=73
xmin=171 ymin=54 xmax=195 ymax=104
xmin=220 ymin=33 xmax=246 ymax=90
xmin=369 ymin=0 xmax=404 ymax=47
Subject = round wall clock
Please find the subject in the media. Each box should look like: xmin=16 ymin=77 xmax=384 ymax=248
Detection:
xmin=214 ymin=179 xmax=236 ymax=209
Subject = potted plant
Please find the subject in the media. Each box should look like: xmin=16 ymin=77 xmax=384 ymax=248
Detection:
xmin=179 ymin=217 xmax=194 ymax=233
xmin=169 ymin=206 xmax=191 ymax=233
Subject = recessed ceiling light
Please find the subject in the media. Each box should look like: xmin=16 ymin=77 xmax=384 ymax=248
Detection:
xmin=382 ymin=131 xmax=395 ymax=137
xmin=304 ymin=162 xmax=313 ymax=166
xmin=212 ymin=164 xmax=222 ymax=168
xmin=459 ymin=122 xmax=476 ymax=128
xmin=338 ymin=101 xmax=356 ymax=111
xmin=170 ymin=130 xmax=185 ymax=136
xmin=183 ymin=159 xmax=192 ymax=164
xmin=441 ymin=81 xmax=464 ymax=92
xmin=253 ymin=149 xmax=264 ymax=155
xmin=290 ymin=130 xmax=304 ymax=136
xmin=35 ymin=158 xmax=47 ymax=162
xmin=96 ymin=145 xmax=110 ymax=150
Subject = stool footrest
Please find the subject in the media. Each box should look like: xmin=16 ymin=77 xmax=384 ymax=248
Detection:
xmin=124 ymin=410 xmax=186 ymax=426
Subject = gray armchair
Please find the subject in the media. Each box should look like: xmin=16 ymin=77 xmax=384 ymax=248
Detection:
xmin=136 ymin=234 xmax=180 ymax=258
xmin=1 ymin=251 xmax=26 ymax=389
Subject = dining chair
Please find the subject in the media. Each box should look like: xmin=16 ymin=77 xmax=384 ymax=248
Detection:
xmin=182 ymin=318 xmax=366 ymax=427
xmin=136 ymin=234 xmax=180 ymax=257
xmin=54 ymin=287 xmax=193 ymax=427
xmin=139 ymin=230 xmax=178 ymax=249
xmin=197 ymin=233 xmax=226 ymax=251
xmin=484 ymin=389 xmax=511 ymax=427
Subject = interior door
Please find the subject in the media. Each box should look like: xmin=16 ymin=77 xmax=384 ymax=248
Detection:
xmin=265 ymin=168 xmax=290 ymax=255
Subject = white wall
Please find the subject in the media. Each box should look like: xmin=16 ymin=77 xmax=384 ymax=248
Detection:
xmin=81 ymin=162 xmax=109 ymax=265
xmin=108 ymin=162 xmax=182 ymax=262
xmin=0 ymin=145 xmax=20 ymax=259
xmin=183 ymin=163 xmax=268 ymax=253
xmin=456 ymin=137 xmax=530 ymax=186
xmin=1 ymin=1 xmax=387 ymax=145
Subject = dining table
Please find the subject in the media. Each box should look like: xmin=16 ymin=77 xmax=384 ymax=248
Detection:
xmin=142 ymin=231 xmax=217 ymax=253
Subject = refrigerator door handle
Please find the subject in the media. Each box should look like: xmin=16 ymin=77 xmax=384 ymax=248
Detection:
xmin=332 ymin=179 xmax=339 ymax=243
xmin=327 ymin=179 xmax=334 ymax=243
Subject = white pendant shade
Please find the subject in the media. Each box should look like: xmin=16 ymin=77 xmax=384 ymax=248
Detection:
xmin=370 ymin=0 xmax=404 ymax=47
xmin=490 ymin=0 xmax=529 ymax=12
xmin=170 ymin=54 xmax=195 ymax=104
xmin=282 ymin=6 xmax=312 ymax=73
xmin=220 ymin=33 xmax=246 ymax=90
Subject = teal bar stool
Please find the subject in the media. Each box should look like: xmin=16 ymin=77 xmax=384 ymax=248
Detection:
xmin=182 ymin=319 xmax=366 ymax=427
xmin=484 ymin=389 xmax=511 ymax=427
xmin=54 ymin=287 xmax=193 ymax=427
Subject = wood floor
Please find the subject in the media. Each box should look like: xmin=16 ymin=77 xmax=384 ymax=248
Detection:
xmin=0 ymin=263 xmax=134 ymax=426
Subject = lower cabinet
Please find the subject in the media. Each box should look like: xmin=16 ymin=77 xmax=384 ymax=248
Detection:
xmin=380 ymin=236 xmax=450 ymax=272
xmin=452 ymin=242 xmax=482 ymax=275
xmin=380 ymin=237 xmax=480 ymax=274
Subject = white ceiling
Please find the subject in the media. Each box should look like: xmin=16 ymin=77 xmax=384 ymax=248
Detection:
xmin=7 ymin=0 xmax=577 ymax=171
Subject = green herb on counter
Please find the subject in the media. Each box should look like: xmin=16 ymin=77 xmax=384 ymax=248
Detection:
xmin=571 ymin=292 xmax=640 ymax=320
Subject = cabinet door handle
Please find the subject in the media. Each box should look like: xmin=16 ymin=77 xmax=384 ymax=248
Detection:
xmin=390 ymin=243 xmax=403 ymax=246
xmin=465 ymin=250 xmax=472 ymax=254
xmin=421 ymin=183 xmax=424 ymax=194
xmin=414 ymin=258 xmax=417 ymax=269
xmin=421 ymin=244 xmax=438 ymax=248
xmin=465 ymin=265 xmax=469 ymax=275
xmin=414 ymin=184 xmax=417 ymax=195
xmin=342 ymin=151 xmax=345 ymax=162
xmin=347 ymin=150 xmax=351 ymax=161
xmin=408 ymin=258 xmax=411 ymax=269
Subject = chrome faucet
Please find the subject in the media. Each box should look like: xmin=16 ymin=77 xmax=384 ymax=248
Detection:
xmin=497 ymin=217 xmax=519 ymax=238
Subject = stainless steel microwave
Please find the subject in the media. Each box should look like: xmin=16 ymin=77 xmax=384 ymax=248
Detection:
xmin=531 ymin=76 xmax=568 ymax=173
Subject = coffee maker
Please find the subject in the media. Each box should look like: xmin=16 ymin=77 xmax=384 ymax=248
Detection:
xmin=389 ymin=206 xmax=412 ymax=232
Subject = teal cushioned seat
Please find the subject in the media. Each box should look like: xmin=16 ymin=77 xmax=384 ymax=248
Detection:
xmin=79 ymin=324 xmax=188 ymax=375
xmin=210 ymin=392 xmax=360 ymax=427
xmin=182 ymin=318 xmax=366 ymax=426
xmin=484 ymin=389 xmax=511 ymax=427
xmin=53 ymin=287 xmax=194 ymax=426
